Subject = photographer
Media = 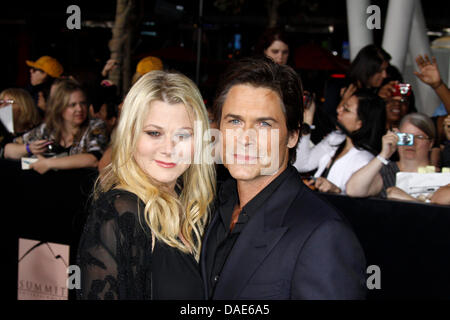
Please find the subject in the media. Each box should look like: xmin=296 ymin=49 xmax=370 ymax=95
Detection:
xmin=4 ymin=79 xmax=108 ymax=174
xmin=346 ymin=113 xmax=438 ymax=201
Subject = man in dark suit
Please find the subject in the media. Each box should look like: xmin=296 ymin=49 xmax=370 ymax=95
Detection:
xmin=200 ymin=56 xmax=367 ymax=299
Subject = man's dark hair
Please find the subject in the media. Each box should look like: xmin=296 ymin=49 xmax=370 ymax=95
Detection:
xmin=213 ymin=56 xmax=303 ymax=163
xmin=348 ymin=44 xmax=391 ymax=88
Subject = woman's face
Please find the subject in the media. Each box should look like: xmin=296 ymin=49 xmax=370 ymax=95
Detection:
xmin=398 ymin=121 xmax=433 ymax=162
xmin=62 ymin=90 xmax=88 ymax=129
xmin=134 ymin=100 xmax=194 ymax=191
xmin=29 ymin=68 xmax=48 ymax=86
xmin=336 ymin=95 xmax=362 ymax=133
xmin=385 ymin=96 xmax=409 ymax=127
xmin=368 ymin=61 xmax=388 ymax=88
xmin=264 ymin=40 xmax=289 ymax=65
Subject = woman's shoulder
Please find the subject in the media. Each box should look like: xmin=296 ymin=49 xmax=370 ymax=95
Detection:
xmin=348 ymin=147 xmax=374 ymax=162
xmin=93 ymin=189 xmax=144 ymax=219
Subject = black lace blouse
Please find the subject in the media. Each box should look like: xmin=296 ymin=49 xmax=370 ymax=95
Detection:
xmin=76 ymin=189 xmax=204 ymax=300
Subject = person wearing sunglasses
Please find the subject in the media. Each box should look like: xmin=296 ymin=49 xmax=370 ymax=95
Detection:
xmin=25 ymin=56 xmax=64 ymax=117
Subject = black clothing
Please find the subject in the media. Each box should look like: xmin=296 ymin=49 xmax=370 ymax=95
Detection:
xmin=206 ymin=167 xmax=292 ymax=297
xmin=201 ymin=164 xmax=367 ymax=299
xmin=77 ymin=189 xmax=204 ymax=300
xmin=379 ymin=161 xmax=400 ymax=198
xmin=442 ymin=140 xmax=450 ymax=168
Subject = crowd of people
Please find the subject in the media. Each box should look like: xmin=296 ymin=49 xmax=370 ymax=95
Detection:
xmin=2 ymin=27 xmax=450 ymax=300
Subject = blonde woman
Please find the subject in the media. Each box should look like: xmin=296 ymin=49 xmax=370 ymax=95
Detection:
xmin=77 ymin=71 xmax=216 ymax=300
xmin=4 ymin=79 xmax=108 ymax=173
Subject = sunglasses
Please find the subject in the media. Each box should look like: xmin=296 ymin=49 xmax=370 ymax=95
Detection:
xmin=30 ymin=67 xmax=45 ymax=73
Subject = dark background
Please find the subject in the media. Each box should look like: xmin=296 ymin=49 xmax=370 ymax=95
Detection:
xmin=1 ymin=0 xmax=449 ymax=102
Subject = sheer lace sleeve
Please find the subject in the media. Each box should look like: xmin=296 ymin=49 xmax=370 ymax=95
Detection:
xmin=77 ymin=190 xmax=153 ymax=300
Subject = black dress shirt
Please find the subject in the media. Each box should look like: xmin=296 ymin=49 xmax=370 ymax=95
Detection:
xmin=206 ymin=165 xmax=294 ymax=297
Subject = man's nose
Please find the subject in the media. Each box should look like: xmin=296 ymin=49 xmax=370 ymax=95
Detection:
xmin=236 ymin=128 xmax=257 ymax=147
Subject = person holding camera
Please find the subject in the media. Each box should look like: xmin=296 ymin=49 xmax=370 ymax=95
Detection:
xmin=346 ymin=113 xmax=437 ymax=200
xmin=4 ymin=79 xmax=108 ymax=174
xmin=294 ymin=88 xmax=386 ymax=194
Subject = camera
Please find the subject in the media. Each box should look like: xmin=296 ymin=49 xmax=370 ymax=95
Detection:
xmin=43 ymin=140 xmax=60 ymax=157
xmin=396 ymin=132 xmax=414 ymax=146
xmin=393 ymin=83 xmax=412 ymax=98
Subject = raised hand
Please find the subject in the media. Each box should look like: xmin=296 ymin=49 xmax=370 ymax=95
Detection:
xmin=380 ymin=130 xmax=399 ymax=159
xmin=414 ymin=55 xmax=442 ymax=89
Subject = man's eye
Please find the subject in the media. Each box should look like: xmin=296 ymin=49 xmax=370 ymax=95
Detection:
xmin=259 ymin=121 xmax=271 ymax=127
xmin=229 ymin=119 xmax=241 ymax=125
xmin=146 ymin=131 xmax=161 ymax=137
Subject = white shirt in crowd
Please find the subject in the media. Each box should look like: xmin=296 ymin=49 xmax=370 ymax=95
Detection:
xmin=293 ymin=130 xmax=374 ymax=194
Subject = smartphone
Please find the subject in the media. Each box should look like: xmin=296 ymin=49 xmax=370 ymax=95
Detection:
xmin=396 ymin=132 xmax=414 ymax=146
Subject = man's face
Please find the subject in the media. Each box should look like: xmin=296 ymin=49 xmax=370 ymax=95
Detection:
xmin=219 ymin=84 xmax=298 ymax=183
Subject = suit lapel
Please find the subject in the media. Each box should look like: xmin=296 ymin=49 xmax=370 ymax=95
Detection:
xmin=213 ymin=169 xmax=302 ymax=299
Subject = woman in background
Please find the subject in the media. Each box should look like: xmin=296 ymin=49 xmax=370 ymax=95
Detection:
xmin=4 ymin=79 xmax=108 ymax=173
xmin=295 ymin=89 xmax=386 ymax=194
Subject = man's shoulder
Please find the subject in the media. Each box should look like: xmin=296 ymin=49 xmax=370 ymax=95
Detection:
xmin=283 ymin=178 xmax=346 ymax=230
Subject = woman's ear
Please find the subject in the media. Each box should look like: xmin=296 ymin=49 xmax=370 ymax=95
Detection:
xmin=355 ymin=119 xmax=363 ymax=131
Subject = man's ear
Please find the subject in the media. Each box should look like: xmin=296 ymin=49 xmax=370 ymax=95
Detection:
xmin=287 ymin=129 xmax=299 ymax=148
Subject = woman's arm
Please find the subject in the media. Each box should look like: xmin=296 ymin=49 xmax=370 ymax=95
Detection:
xmin=77 ymin=191 xmax=150 ymax=300
xmin=346 ymin=131 xmax=399 ymax=197
xmin=30 ymin=153 xmax=98 ymax=174
xmin=4 ymin=139 xmax=49 ymax=159
xmin=294 ymin=131 xmax=345 ymax=172
xmin=414 ymin=55 xmax=450 ymax=114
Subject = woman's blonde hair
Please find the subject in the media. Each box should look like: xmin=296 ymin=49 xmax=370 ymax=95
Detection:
xmin=97 ymin=70 xmax=216 ymax=260
xmin=0 ymin=88 xmax=41 ymax=133
xmin=45 ymin=79 xmax=88 ymax=144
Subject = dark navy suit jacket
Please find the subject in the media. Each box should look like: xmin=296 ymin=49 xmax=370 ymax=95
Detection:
xmin=200 ymin=167 xmax=367 ymax=300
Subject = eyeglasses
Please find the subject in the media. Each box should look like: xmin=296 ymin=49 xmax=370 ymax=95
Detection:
xmin=0 ymin=99 xmax=14 ymax=105
xmin=414 ymin=134 xmax=431 ymax=141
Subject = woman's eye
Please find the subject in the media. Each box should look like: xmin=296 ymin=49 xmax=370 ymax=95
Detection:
xmin=146 ymin=131 xmax=161 ymax=137
xmin=175 ymin=133 xmax=192 ymax=141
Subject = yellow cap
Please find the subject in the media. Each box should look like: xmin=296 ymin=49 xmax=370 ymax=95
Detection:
xmin=136 ymin=56 xmax=163 ymax=75
xmin=26 ymin=56 xmax=64 ymax=78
